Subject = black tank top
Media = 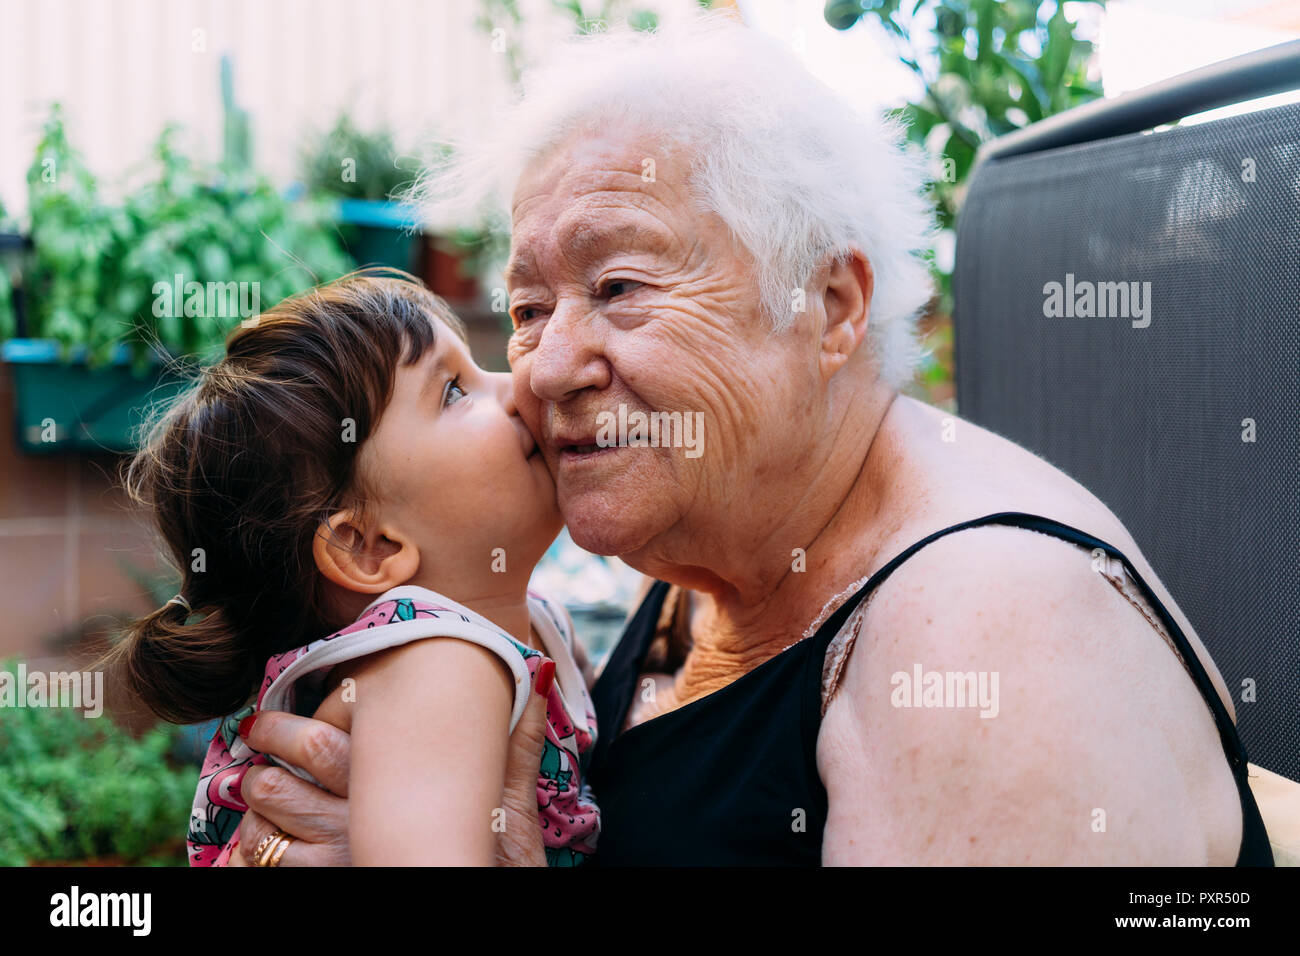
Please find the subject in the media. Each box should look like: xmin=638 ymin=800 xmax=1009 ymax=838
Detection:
xmin=585 ymin=512 xmax=1273 ymax=866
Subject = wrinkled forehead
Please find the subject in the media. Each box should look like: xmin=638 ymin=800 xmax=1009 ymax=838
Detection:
xmin=512 ymin=120 xmax=666 ymax=205
xmin=508 ymin=127 xmax=694 ymax=278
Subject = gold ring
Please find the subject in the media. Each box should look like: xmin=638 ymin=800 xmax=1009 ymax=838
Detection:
xmin=266 ymin=834 xmax=294 ymax=867
xmin=253 ymin=828 xmax=288 ymax=867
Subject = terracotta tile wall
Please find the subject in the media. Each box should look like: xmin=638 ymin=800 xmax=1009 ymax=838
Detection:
xmin=0 ymin=364 xmax=164 ymax=659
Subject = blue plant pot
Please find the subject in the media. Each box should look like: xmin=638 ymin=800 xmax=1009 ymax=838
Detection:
xmin=1 ymin=339 xmax=188 ymax=454
xmin=336 ymin=199 xmax=421 ymax=274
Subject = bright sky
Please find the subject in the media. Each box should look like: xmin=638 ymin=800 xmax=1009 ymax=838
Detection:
xmin=735 ymin=0 xmax=923 ymax=111
xmin=1103 ymin=0 xmax=1300 ymax=122
xmin=735 ymin=0 xmax=1300 ymax=121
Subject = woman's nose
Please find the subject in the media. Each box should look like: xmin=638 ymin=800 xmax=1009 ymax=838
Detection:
xmin=528 ymin=302 xmax=611 ymax=402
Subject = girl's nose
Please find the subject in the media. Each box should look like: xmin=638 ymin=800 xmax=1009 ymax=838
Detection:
xmin=492 ymin=372 xmax=518 ymax=415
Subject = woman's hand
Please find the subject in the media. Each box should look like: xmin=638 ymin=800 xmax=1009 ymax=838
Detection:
xmin=233 ymin=665 xmax=553 ymax=866
xmin=237 ymin=712 xmax=352 ymax=866
xmin=494 ymin=666 xmax=551 ymax=866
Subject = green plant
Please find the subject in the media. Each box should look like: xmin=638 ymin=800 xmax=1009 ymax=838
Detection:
xmin=826 ymin=0 xmax=1103 ymax=403
xmin=0 ymin=198 xmax=17 ymax=340
xmin=220 ymin=54 xmax=252 ymax=172
xmin=826 ymin=0 xmax=1105 ymax=313
xmin=299 ymin=113 xmax=417 ymax=202
xmin=550 ymin=0 xmax=661 ymax=35
xmin=115 ymin=124 xmax=354 ymax=364
xmin=22 ymin=104 xmax=130 ymax=363
xmin=20 ymin=104 xmax=354 ymax=367
xmin=472 ymin=0 xmax=671 ymax=102
xmin=0 ymin=661 xmax=196 ymax=866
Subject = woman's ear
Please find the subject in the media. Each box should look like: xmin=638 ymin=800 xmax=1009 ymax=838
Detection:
xmin=312 ymin=509 xmax=420 ymax=595
xmin=818 ymin=250 xmax=874 ymax=379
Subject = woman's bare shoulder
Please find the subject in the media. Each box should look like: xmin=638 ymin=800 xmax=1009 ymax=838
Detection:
xmin=885 ymin=397 xmax=1231 ymax=717
xmin=817 ymin=525 xmax=1241 ymax=863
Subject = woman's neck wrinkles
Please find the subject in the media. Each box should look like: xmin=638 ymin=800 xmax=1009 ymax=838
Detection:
xmin=672 ymin=387 xmax=903 ymax=692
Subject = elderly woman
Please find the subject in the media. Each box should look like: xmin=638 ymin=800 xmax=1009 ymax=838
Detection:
xmin=231 ymin=13 xmax=1269 ymax=865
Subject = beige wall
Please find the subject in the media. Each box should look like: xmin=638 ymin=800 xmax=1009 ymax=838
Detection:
xmin=0 ymin=0 xmax=515 ymax=222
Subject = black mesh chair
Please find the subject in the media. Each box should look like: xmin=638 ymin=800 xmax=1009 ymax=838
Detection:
xmin=953 ymin=41 xmax=1300 ymax=786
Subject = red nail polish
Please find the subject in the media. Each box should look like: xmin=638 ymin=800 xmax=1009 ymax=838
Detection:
xmin=237 ymin=713 xmax=259 ymax=739
xmin=535 ymin=660 xmax=556 ymax=697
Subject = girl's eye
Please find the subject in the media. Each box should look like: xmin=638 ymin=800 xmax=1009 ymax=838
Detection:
xmin=442 ymin=374 xmax=467 ymax=409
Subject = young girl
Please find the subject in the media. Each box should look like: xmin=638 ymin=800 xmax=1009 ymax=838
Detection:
xmin=108 ymin=270 xmax=600 ymax=866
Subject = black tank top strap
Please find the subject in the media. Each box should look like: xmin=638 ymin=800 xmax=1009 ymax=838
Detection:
xmin=800 ymin=512 xmax=1249 ymax=772
xmin=588 ymin=512 xmax=1272 ymax=866
xmin=794 ymin=510 xmax=1270 ymax=867
xmin=958 ymin=514 xmax=1250 ymax=772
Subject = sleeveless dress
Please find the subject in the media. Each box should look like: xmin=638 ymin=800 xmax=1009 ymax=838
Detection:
xmin=585 ymin=513 xmax=1272 ymax=866
xmin=188 ymin=585 xmax=600 ymax=867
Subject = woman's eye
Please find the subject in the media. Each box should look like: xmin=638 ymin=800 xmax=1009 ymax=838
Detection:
xmin=602 ymin=279 xmax=642 ymax=298
xmin=442 ymin=374 xmax=467 ymax=408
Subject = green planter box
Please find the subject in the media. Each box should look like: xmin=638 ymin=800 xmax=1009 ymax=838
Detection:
xmin=2 ymin=339 xmax=189 ymax=454
xmin=336 ymin=199 xmax=420 ymax=273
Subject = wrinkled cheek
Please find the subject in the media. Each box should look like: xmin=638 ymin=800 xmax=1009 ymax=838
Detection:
xmin=507 ymin=324 xmax=543 ymax=365
xmin=506 ymin=336 xmax=527 ymax=369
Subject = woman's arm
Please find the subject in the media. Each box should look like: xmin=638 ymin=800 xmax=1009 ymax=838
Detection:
xmin=342 ymin=636 xmax=513 ymax=866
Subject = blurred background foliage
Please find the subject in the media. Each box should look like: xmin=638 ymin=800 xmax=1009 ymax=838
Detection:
xmin=475 ymin=0 xmax=674 ymax=88
xmin=20 ymin=105 xmax=352 ymax=368
xmin=0 ymin=671 xmax=195 ymax=867
xmin=826 ymin=0 xmax=1105 ymax=404
xmin=827 ymin=0 xmax=1105 ymax=310
xmin=299 ymin=112 xmax=419 ymax=202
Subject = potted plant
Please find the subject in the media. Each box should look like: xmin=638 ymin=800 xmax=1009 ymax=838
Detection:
xmin=0 ymin=664 xmax=196 ymax=867
xmin=0 ymin=199 xmax=20 ymax=341
xmin=299 ymin=113 xmax=424 ymax=273
xmin=1 ymin=105 xmax=353 ymax=454
xmin=420 ymin=219 xmax=509 ymax=305
xmin=301 ymin=117 xmax=504 ymax=301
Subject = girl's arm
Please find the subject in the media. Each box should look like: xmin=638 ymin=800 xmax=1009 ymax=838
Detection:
xmin=340 ymin=636 xmax=514 ymax=866
xmin=231 ymin=667 xmax=552 ymax=867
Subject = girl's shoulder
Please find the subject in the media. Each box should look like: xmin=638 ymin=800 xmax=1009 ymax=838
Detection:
xmin=257 ymin=585 xmax=537 ymax=733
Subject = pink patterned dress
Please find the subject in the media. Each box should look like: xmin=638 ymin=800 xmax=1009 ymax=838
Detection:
xmin=187 ymin=585 xmax=600 ymax=866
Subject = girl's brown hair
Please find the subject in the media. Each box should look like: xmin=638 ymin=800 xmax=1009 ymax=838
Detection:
xmin=102 ymin=269 xmax=466 ymax=724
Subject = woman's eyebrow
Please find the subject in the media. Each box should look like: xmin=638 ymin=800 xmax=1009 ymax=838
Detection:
xmin=562 ymin=221 xmax=673 ymax=263
xmin=504 ymin=253 xmax=537 ymax=288
xmin=506 ymin=221 xmax=673 ymax=286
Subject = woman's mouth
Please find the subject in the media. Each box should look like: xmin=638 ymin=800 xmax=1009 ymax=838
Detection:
xmin=558 ymin=441 xmax=622 ymax=464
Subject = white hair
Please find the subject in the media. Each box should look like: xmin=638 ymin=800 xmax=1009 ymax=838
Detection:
xmin=412 ymin=11 xmax=936 ymax=389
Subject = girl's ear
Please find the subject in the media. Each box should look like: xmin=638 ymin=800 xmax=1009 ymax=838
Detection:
xmin=312 ymin=509 xmax=420 ymax=594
